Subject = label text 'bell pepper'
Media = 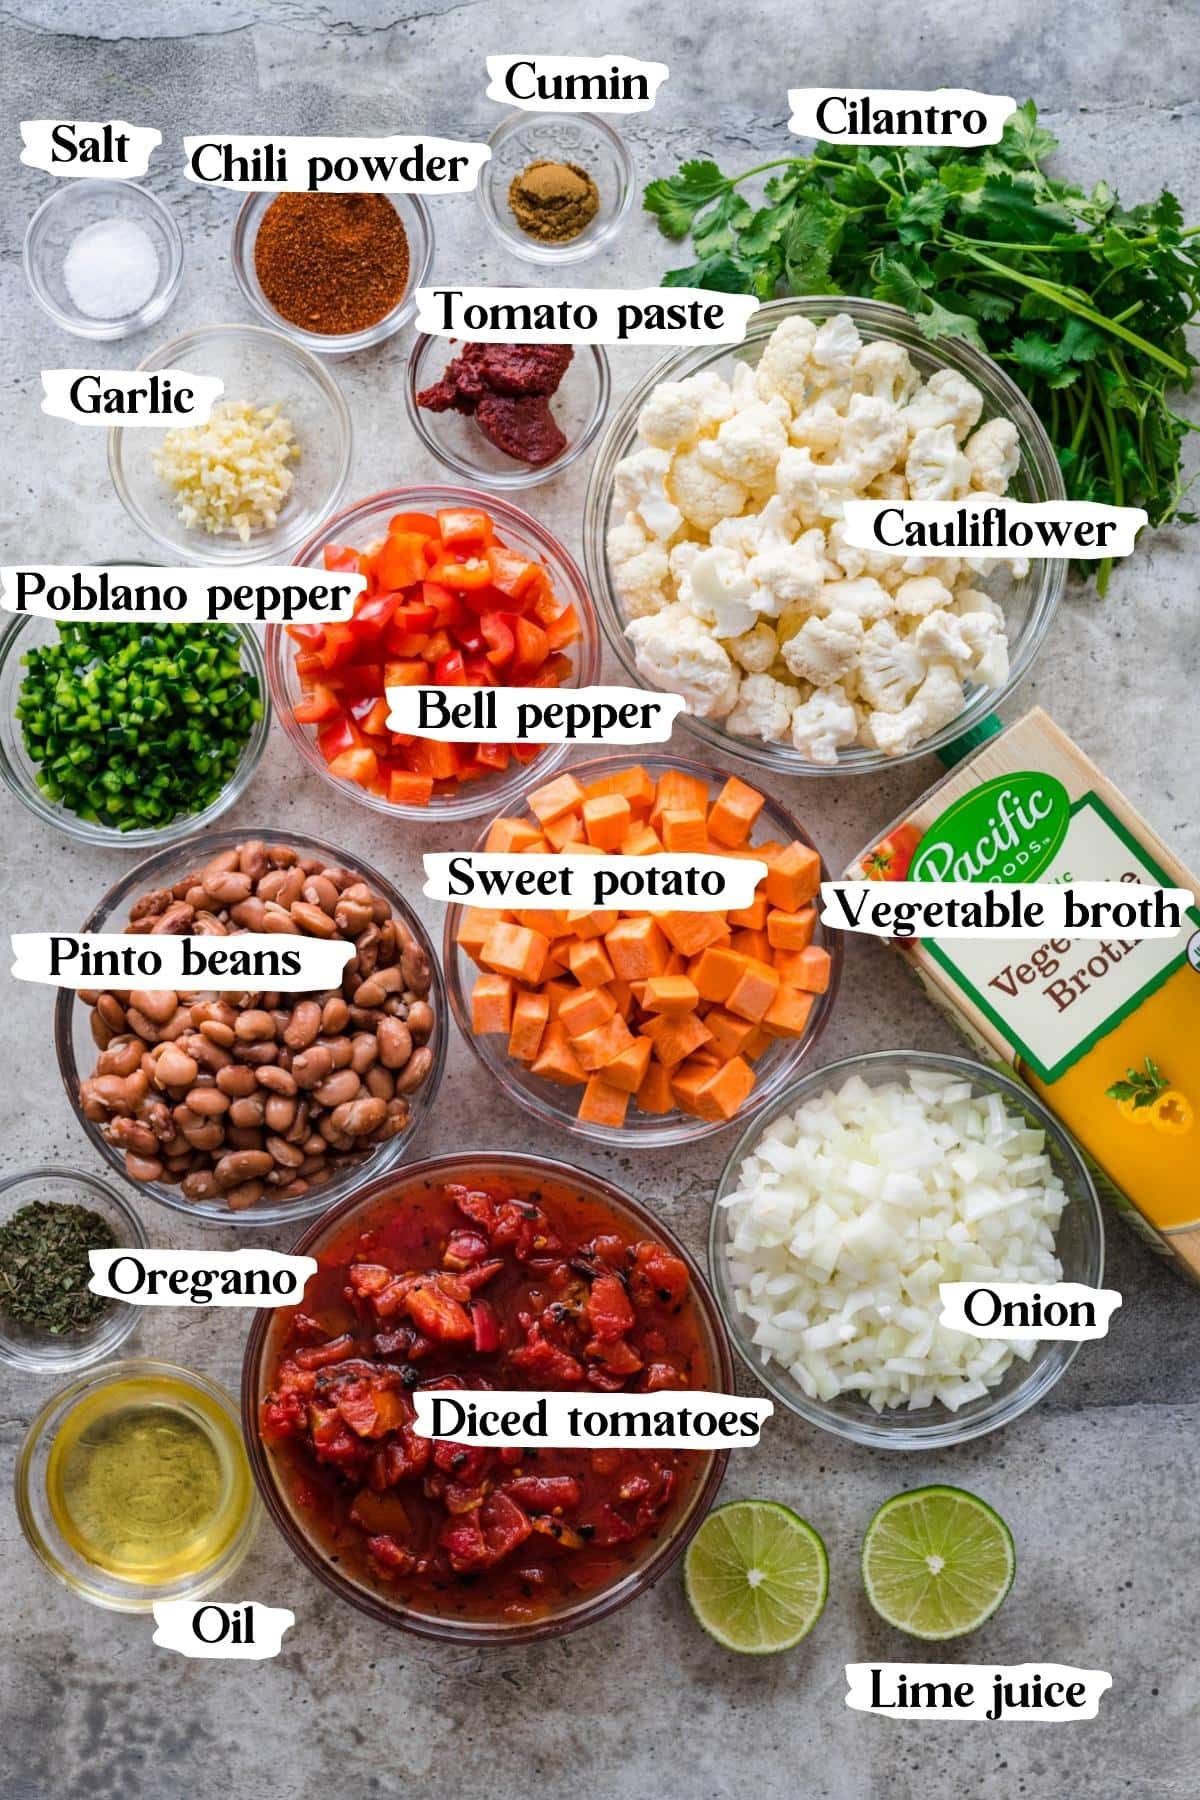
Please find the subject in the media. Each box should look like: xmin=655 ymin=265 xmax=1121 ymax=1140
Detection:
xmin=387 ymin=685 xmax=687 ymax=744
xmin=424 ymin=853 xmax=768 ymax=912
xmin=413 ymin=1390 xmax=772 ymax=1449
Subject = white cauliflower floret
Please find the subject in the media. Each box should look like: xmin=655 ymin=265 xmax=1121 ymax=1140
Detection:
xmin=788 ymin=400 xmax=845 ymax=455
xmin=608 ymin=515 xmax=671 ymax=621
xmin=852 ymin=340 xmax=920 ymax=408
xmin=637 ymin=370 xmax=733 ymax=449
xmin=966 ymin=417 xmax=1020 ymax=493
xmin=781 ymin=610 xmax=865 ymax=686
xmin=726 ymin=673 xmax=795 ymax=742
xmin=812 ymin=575 xmax=893 ymax=624
xmin=684 ymin=545 xmax=759 ymax=638
xmin=839 ymin=394 xmax=909 ymax=486
xmin=954 ymin=584 xmax=1005 ymax=622
xmin=790 ymin=683 xmax=859 ymax=764
xmin=913 ymin=607 xmax=977 ymax=671
xmin=856 ymin=618 xmax=929 ymax=712
xmin=755 ymin=314 xmax=818 ymax=409
xmin=667 ymin=538 xmax=703 ymax=591
xmin=898 ymin=553 xmax=962 ymax=585
xmin=746 ymin=541 xmax=827 ymax=616
xmin=612 ymin=446 xmax=683 ymax=541
xmin=963 ymin=613 xmax=1010 ymax=687
xmin=902 ymin=368 xmax=984 ymax=441
xmin=925 ymin=606 xmax=1009 ymax=688
xmin=699 ymin=399 xmax=790 ymax=490
xmin=893 ymin=575 xmax=954 ymax=618
xmin=906 ymin=424 xmax=971 ymax=501
xmin=726 ymin=622 xmax=779 ymax=673
xmin=866 ymin=469 xmax=908 ymax=501
xmin=626 ymin=604 xmax=740 ymax=719
xmin=810 ymin=314 xmax=862 ymax=386
xmin=668 ymin=447 xmax=748 ymax=531
xmin=866 ymin=662 xmax=966 ymax=756
xmin=773 ymin=445 xmax=825 ymax=523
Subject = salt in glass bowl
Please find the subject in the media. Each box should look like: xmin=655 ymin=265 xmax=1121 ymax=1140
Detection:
xmin=23 ymin=180 xmax=183 ymax=340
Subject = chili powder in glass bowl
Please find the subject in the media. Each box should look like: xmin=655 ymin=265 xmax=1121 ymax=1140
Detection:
xmin=244 ymin=1153 xmax=732 ymax=1643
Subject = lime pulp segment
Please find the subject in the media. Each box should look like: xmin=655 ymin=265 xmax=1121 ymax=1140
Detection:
xmin=684 ymin=1499 xmax=828 ymax=1654
xmin=861 ymin=1484 xmax=1015 ymax=1641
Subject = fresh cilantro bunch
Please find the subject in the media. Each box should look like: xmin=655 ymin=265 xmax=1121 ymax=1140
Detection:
xmin=645 ymin=102 xmax=1200 ymax=592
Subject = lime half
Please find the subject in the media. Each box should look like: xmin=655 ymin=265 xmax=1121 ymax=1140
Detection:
xmin=861 ymin=1485 xmax=1015 ymax=1641
xmin=684 ymin=1499 xmax=828 ymax=1654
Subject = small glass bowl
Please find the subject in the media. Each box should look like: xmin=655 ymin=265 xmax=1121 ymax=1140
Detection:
xmin=476 ymin=112 xmax=634 ymax=265
xmin=0 ymin=1167 xmax=147 ymax=1374
xmin=53 ymin=825 xmax=447 ymax=1227
xmin=584 ymin=295 xmax=1067 ymax=776
xmin=710 ymin=1049 xmax=1104 ymax=1451
xmin=109 ymin=324 xmax=353 ymax=565
xmin=445 ymin=754 xmax=842 ymax=1148
xmin=242 ymin=1151 xmax=732 ymax=1643
xmin=0 ymin=614 xmax=271 ymax=849
xmin=15 ymin=1358 xmax=258 ymax=1612
xmin=231 ymin=191 xmax=434 ymax=355
xmin=23 ymin=180 xmax=183 ymax=340
xmin=271 ymin=484 xmax=602 ymax=822
xmin=404 ymin=334 xmax=611 ymax=488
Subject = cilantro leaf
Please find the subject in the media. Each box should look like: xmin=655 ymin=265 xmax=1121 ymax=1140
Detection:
xmin=916 ymin=298 xmax=987 ymax=351
xmin=999 ymin=100 xmax=1059 ymax=168
xmin=644 ymin=160 xmax=731 ymax=238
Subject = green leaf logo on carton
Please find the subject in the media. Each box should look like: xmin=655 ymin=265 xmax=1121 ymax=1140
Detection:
xmin=910 ymin=773 xmax=1071 ymax=885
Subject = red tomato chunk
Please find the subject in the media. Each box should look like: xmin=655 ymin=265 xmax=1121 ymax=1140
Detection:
xmin=288 ymin=508 xmax=582 ymax=806
xmin=260 ymin=1173 xmax=712 ymax=1624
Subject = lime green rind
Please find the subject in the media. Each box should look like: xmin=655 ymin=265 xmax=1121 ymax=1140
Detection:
xmin=861 ymin=1484 xmax=1015 ymax=1642
xmin=684 ymin=1499 xmax=828 ymax=1654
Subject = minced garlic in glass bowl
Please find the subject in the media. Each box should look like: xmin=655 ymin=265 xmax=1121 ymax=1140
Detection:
xmin=154 ymin=399 xmax=298 ymax=543
xmin=584 ymin=297 xmax=1065 ymax=775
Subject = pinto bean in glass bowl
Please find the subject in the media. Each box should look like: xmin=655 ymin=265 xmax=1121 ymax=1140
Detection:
xmin=55 ymin=829 xmax=445 ymax=1227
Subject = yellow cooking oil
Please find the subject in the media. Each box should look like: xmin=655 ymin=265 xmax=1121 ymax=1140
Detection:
xmin=45 ymin=1371 xmax=251 ymax=1585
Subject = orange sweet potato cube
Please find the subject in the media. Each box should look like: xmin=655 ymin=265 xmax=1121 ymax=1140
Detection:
xmin=480 ymin=922 xmax=549 ymax=985
xmin=609 ymin=978 xmax=635 ymax=1020
xmin=584 ymin=765 xmax=656 ymax=814
xmin=583 ymin=794 xmax=631 ymax=850
xmin=660 ymin=809 xmax=709 ymax=854
xmin=527 ymin=773 xmax=586 ymax=825
xmin=471 ymin=973 xmax=514 ymax=1035
xmin=656 ymin=911 xmax=729 ymax=957
xmin=726 ymin=957 xmax=781 ymax=1023
xmin=692 ymin=1056 xmax=756 ymax=1122
xmin=558 ymin=985 xmax=618 ymax=1036
xmin=544 ymin=978 xmax=577 ymax=1018
xmin=703 ymin=1007 xmax=757 ymax=1061
xmin=670 ymin=1055 xmax=721 ymax=1116
xmin=567 ymin=907 xmax=618 ymax=941
xmin=765 ymin=840 xmax=821 ymax=912
xmin=641 ymin=1011 xmax=713 ymax=1068
xmin=766 ymin=906 xmax=817 ymax=951
xmin=730 ymin=927 xmax=772 ymax=963
xmin=568 ymin=937 xmax=616 ymax=989
xmin=635 ymin=1060 xmax=676 ymax=1115
xmin=651 ymin=769 xmax=711 ymax=828
xmin=642 ymin=975 xmax=700 ymax=1015
xmin=785 ymin=945 xmax=832 ymax=994
xmin=707 ymin=775 xmax=765 ymax=848
xmin=602 ymin=1034 xmax=653 ymax=1095
xmin=620 ymin=824 xmax=663 ymax=857
xmin=508 ymin=989 xmax=550 ymax=1061
xmin=760 ymin=986 xmax=815 ymax=1039
xmin=544 ymin=810 xmax=584 ymax=850
xmin=692 ymin=946 xmax=745 ymax=1004
xmin=485 ymin=816 xmax=543 ymax=853
xmin=456 ymin=906 xmax=497 ymax=960
xmin=604 ymin=917 xmax=668 ymax=981
xmin=576 ymin=1076 xmax=630 ymax=1128
xmin=530 ymin=1019 xmax=586 ymax=1086
xmin=728 ymin=892 xmax=768 ymax=931
xmin=515 ymin=907 xmax=571 ymax=938
xmin=572 ymin=1013 xmax=636 ymax=1072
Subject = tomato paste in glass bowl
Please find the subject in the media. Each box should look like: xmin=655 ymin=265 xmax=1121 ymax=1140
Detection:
xmin=243 ymin=1153 xmax=732 ymax=1642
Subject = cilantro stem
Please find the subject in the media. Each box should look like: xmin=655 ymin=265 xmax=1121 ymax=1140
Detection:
xmin=949 ymin=243 xmax=1190 ymax=377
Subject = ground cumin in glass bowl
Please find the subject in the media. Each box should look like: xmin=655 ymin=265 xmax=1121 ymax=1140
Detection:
xmin=476 ymin=112 xmax=634 ymax=266
xmin=242 ymin=1152 xmax=733 ymax=1643
xmin=232 ymin=193 xmax=434 ymax=355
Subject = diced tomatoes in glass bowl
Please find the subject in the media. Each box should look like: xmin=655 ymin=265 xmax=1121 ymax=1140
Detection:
xmin=242 ymin=1153 xmax=733 ymax=1643
xmin=268 ymin=488 xmax=601 ymax=821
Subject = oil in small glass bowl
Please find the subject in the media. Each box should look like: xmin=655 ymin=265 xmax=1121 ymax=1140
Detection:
xmin=15 ymin=1359 xmax=258 ymax=1612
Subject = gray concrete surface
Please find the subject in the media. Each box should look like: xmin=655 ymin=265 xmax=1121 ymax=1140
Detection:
xmin=2 ymin=4 xmax=1198 ymax=1797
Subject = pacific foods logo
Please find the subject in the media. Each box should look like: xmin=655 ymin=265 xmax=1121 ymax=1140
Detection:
xmin=910 ymin=773 xmax=1071 ymax=885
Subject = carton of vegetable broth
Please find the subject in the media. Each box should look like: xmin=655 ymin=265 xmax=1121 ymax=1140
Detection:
xmin=847 ymin=709 xmax=1200 ymax=1279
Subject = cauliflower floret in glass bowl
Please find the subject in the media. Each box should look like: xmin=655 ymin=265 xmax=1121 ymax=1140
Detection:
xmin=586 ymin=297 xmax=1065 ymax=776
